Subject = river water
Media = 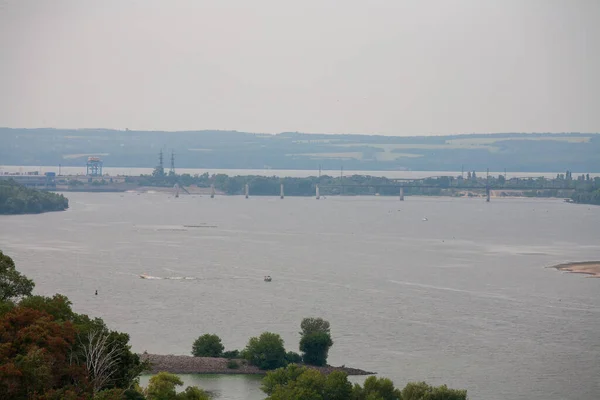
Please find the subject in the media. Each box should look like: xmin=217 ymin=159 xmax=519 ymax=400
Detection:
xmin=1 ymin=193 xmax=599 ymax=400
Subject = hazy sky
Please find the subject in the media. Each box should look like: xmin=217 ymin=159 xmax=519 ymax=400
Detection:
xmin=1 ymin=0 xmax=599 ymax=135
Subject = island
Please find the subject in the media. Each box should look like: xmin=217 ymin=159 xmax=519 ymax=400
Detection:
xmin=140 ymin=353 xmax=374 ymax=376
xmin=552 ymin=262 xmax=600 ymax=278
xmin=0 ymin=179 xmax=68 ymax=214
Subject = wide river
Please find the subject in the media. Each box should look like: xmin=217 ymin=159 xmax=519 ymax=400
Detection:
xmin=1 ymin=193 xmax=599 ymax=399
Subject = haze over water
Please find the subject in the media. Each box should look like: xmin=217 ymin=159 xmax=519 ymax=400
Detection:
xmin=1 ymin=193 xmax=599 ymax=400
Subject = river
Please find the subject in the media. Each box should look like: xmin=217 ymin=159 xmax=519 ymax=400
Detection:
xmin=1 ymin=193 xmax=599 ymax=399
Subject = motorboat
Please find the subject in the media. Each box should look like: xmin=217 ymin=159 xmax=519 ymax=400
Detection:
xmin=264 ymin=276 xmax=272 ymax=282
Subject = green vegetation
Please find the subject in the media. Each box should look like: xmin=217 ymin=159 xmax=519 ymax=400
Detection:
xmin=0 ymin=179 xmax=68 ymax=214
xmin=570 ymin=188 xmax=600 ymax=205
xmin=299 ymin=317 xmax=334 ymax=366
xmin=242 ymin=332 xmax=288 ymax=370
xmin=260 ymin=365 xmax=467 ymax=400
xmin=2 ymin=128 xmax=600 ymax=172
xmin=145 ymin=372 xmax=209 ymax=400
xmin=0 ymin=251 xmax=205 ymax=400
xmin=191 ymin=333 xmax=224 ymax=357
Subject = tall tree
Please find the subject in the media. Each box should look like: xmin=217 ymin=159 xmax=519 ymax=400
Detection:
xmin=0 ymin=251 xmax=34 ymax=302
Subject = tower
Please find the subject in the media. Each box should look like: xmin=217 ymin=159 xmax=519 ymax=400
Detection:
xmin=170 ymin=151 xmax=175 ymax=175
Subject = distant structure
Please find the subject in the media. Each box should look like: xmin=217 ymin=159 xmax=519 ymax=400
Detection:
xmin=86 ymin=157 xmax=103 ymax=176
xmin=170 ymin=151 xmax=175 ymax=175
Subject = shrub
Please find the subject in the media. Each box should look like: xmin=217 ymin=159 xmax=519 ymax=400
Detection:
xmin=242 ymin=332 xmax=287 ymax=370
xmin=226 ymin=360 xmax=240 ymax=369
xmin=223 ymin=350 xmax=240 ymax=359
xmin=192 ymin=334 xmax=224 ymax=357
xmin=285 ymin=351 xmax=302 ymax=364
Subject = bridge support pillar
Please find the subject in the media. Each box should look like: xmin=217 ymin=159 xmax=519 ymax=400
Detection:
xmin=316 ymin=185 xmax=320 ymax=200
xmin=245 ymin=183 xmax=249 ymax=199
xmin=210 ymin=184 xmax=215 ymax=198
xmin=486 ymin=187 xmax=490 ymax=202
xmin=400 ymin=187 xmax=404 ymax=201
xmin=280 ymin=183 xmax=284 ymax=199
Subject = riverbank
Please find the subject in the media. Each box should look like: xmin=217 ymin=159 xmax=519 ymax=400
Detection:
xmin=140 ymin=354 xmax=375 ymax=376
xmin=551 ymin=262 xmax=600 ymax=278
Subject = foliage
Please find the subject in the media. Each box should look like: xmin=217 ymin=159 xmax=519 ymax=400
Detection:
xmin=226 ymin=359 xmax=240 ymax=369
xmin=191 ymin=333 xmax=224 ymax=357
xmin=570 ymin=188 xmax=600 ymax=205
xmin=0 ymin=253 xmax=149 ymax=399
xmin=0 ymin=179 xmax=68 ymax=214
xmin=0 ymin=307 xmax=89 ymax=399
xmin=242 ymin=332 xmax=287 ymax=370
xmin=300 ymin=317 xmax=331 ymax=336
xmin=285 ymin=351 xmax=302 ymax=364
xmin=0 ymin=250 xmax=34 ymax=302
xmin=262 ymin=365 xmax=352 ymax=400
xmin=401 ymin=381 xmax=468 ymax=400
xmin=352 ymin=376 xmax=402 ymax=400
xmin=300 ymin=332 xmax=334 ymax=366
xmin=145 ymin=372 xmax=182 ymax=400
xmin=299 ymin=318 xmax=333 ymax=366
xmin=222 ymin=350 xmax=240 ymax=359
xmin=144 ymin=372 xmax=209 ymax=400
xmin=94 ymin=388 xmax=127 ymax=400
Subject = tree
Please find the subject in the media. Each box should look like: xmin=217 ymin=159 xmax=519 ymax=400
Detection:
xmin=401 ymin=381 xmax=467 ymax=400
xmin=145 ymin=372 xmax=208 ymax=400
xmin=300 ymin=332 xmax=334 ymax=366
xmin=299 ymin=317 xmax=334 ymax=366
xmin=262 ymin=365 xmax=356 ymax=400
xmin=0 ymin=307 xmax=89 ymax=399
xmin=191 ymin=333 xmax=224 ymax=357
xmin=242 ymin=332 xmax=287 ymax=370
xmin=78 ymin=330 xmax=126 ymax=395
xmin=353 ymin=376 xmax=402 ymax=400
xmin=0 ymin=250 xmax=34 ymax=302
xmin=300 ymin=317 xmax=331 ymax=336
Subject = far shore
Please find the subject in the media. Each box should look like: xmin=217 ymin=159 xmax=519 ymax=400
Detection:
xmin=551 ymin=261 xmax=600 ymax=278
xmin=140 ymin=354 xmax=375 ymax=376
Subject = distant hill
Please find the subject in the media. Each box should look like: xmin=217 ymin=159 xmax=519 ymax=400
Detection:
xmin=1 ymin=128 xmax=599 ymax=172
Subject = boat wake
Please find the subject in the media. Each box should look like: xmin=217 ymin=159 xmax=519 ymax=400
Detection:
xmin=139 ymin=274 xmax=197 ymax=280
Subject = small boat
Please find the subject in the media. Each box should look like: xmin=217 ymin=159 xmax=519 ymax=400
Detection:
xmin=264 ymin=276 xmax=272 ymax=282
xmin=422 ymin=217 xmax=428 ymax=221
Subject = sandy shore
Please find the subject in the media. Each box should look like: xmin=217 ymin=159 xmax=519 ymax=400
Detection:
xmin=140 ymin=354 xmax=375 ymax=376
xmin=551 ymin=262 xmax=600 ymax=278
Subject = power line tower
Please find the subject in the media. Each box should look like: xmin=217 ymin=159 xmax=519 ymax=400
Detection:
xmin=159 ymin=150 xmax=164 ymax=170
xmin=170 ymin=150 xmax=175 ymax=175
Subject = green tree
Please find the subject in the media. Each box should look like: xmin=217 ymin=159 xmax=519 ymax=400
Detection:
xmin=300 ymin=317 xmax=331 ymax=336
xmin=242 ymin=332 xmax=287 ymax=370
xmin=0 ymin=250 xmax=34 ymax=302
xmin=145 ymin=372 xmax=208 ymax=400
xmin=191 ymin=333 xmax=224 ymax=357
xmin=300 ymin=332 xmax=334 ymax=366
xmin=352 ymin=376 xmax=402 ymax=400
xmin=262 ymin=365 xmax=352 ymax=400
xmin=299 ymin=318 xmax=333 ymax=366
xmin=401 ymin=381 xmax=467 ymax=400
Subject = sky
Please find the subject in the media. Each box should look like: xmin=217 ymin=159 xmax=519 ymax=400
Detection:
xmin=0 ymin=0 xmax=599 ymax=135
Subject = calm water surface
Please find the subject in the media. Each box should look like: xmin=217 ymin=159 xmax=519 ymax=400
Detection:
xmin=1 ymin=193 xmax=599 ymax=400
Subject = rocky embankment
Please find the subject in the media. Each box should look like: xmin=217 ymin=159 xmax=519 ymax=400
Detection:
xmin=140 ymin=354 xmax=375 ymax=376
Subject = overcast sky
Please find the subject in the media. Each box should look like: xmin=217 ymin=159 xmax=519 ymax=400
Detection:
xmin=1 ymin=0 xmax=598 ymax=135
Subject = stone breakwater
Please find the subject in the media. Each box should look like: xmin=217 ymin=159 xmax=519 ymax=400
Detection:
xmin=140 ymin=354 xmax=375 ymax=376
xmin=551 ymin=261 xmax=600 ymax=278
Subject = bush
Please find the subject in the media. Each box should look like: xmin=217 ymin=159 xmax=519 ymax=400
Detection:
xmin=226 ymin=360 xmax=240 ymax=369
xmin=242 ymin=332 xmax=287 ymax=370
xmin=192 ymin=333 xmax=224 ymax=357
xmin=300 ymin=331 xmax=333 ymax=366
xmin=285 ymin=351 xmax=302 ymax=364
xmin=223 ymin=350 xmax=240 ymax=359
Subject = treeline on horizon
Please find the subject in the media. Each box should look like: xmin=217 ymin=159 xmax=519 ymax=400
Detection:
xmin=135 ymin=168 xmax=600 ymax=204
xmin=2 ymin=128 xmax=600 ymax=172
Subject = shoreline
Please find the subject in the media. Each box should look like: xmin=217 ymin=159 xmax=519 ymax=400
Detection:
xmin=551 ymin=261 xmax=600 ymax=278
xmin=140 ymin=354 xmax=375 ymax=376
